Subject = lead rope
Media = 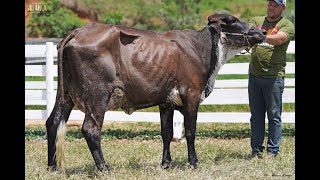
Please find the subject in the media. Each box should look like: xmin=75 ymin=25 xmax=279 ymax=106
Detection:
xmin=223 ymin=23 xmax=253 ymax=54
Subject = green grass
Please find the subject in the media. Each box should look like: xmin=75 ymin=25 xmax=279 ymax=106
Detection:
xmin=25 ymin=122 xmax=295 ymax=140
xmin=25 ymin=137 xmax=295 ymax=179
xmin=27 ymin=121 xmax=294 ymax=138
xmin=25 ymin=122 xmax=295 ymax=179
xmin=25 ymin=76 xmax=58 ymax=81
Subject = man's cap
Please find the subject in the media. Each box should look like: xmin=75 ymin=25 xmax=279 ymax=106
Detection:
xmin=268 ymin=0 xmax=286 ymax=7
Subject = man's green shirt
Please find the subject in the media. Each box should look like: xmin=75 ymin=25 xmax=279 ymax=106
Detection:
xmin=249 ymin=16 xmax=294 ymax=77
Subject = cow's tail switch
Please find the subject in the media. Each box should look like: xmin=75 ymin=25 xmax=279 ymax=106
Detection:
xmin=56 ymin=29 xmax=79 ymax=102
xmin=55 ymin=120 xmax=67 ymax=171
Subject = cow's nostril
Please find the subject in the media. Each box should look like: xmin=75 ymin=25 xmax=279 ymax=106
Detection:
xmin=262 ymin=29 xmax=267 ymax=35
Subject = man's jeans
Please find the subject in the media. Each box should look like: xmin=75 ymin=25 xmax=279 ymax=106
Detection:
xmin=248 ymin=73 xmax=284 ymax=155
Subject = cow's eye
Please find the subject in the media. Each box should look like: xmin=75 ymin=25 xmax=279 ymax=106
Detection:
xmin=230 ymin=20 xmax=236 ymax=24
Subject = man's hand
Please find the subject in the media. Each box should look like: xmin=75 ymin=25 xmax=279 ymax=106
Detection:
xmin=265 ymin=31 xmax=288 ymax=46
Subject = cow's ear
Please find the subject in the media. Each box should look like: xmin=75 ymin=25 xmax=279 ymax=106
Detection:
xmin=120 ymin=31 xmax=139 ymax=45
xmin=208 ymin=14 xmax=220 ymax=23
xmin=208 ymin=14 xmax=227 ymax=26
xmin=207 ymin=14 xmax=227 ymax=34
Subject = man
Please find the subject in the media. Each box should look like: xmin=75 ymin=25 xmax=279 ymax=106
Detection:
xmin=248 ymin=0 xmax=294 ymax=158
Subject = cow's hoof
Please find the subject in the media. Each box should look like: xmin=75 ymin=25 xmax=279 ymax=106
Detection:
xmin=189 ymin=164 xmax=198 ymax=169
xmin=47 ymin=165 xmax=58 ymax=172
xmin=162 ymin=162 xmax=171 ymax=169
xmin=97 ymin=164 xmax=111 ymax=173
xmin=189 ymin=161 xmax=198 ymax=169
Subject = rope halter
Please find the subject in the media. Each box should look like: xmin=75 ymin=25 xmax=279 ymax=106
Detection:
xmin=221 ymin=23 xmax=253 ymax=53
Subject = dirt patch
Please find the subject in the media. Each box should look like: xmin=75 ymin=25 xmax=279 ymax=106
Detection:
xmin=25 ymin=120 xmax=83 ymax=128
xmin=25 ymin=120 xmax=46 ymax=127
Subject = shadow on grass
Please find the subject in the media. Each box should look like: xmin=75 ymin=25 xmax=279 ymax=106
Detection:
xmin=169 ymin=159 xmax=196 ymax=170
xmin=125 ymin=159 xmax=194 ymax=171
xmin=213 ymin=151 xmax=253 ymax=163
xmin=65 ymin=163 xmax=112 ymax=178
xmin=25 ymin=127 xmax=295 ymax=140
xmin=65 ymin=164 xmax=94 ymax=178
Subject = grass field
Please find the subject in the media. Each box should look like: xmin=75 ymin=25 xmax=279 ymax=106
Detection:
xmin=25 ymin=122 xmax=295 ymax=179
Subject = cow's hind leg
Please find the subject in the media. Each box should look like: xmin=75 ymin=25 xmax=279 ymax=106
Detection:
xmin=46 ymin=93 xmax=74 ymax=171
xmin=159 ymin=105 xmax=174 ymax=169
xmin=82 ymin=99 xmax=110 ymax=172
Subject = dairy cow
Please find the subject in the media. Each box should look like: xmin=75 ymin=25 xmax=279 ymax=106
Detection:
xmin=46 ymin=13 xmax=266 ymax=172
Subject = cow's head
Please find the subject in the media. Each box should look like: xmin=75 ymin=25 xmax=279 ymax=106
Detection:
xmin=207 ymin=14 xmax=266 ymax=48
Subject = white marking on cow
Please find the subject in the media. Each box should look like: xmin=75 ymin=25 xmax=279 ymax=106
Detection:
xmin=216 ymin=34 xmax=249 ymax=77
xmin=200 ymin=91 xmax=206 ymax=103
xmin=201 ymin=34 xmax=249 ymax=103
xmin=167 ymin=87 xmax=183 ymax=106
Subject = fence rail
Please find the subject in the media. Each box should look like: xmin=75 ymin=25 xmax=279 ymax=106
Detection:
xmin=25 ymin=42 xmax=295 ymax=139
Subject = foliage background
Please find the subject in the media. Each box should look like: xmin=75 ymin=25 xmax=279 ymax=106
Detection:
xmin=25 ymin=0 xmax=295 ymax=38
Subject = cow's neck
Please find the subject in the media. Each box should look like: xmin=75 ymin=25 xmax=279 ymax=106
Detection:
xmin=203 ymin=28 xmax=248 ymax=98
xmin=192 ymin=28 xmax=219 ymax=77
xmin=216 ymin=37 xmax=247 ymax=73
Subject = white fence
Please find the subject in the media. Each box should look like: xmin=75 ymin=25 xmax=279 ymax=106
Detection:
xmin=25 ymin=41 xmax=295 ymax=139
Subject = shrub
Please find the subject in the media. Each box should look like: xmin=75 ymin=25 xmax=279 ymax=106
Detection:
xmin=100 ymin=11 xmax=124 ymax=25
xmin=240 ymin=8 xmax=253 ymax=22
xmin=26 ymin=0 xmax=86 ymax=38
xmin=160 ymin=0 xmax=202 ymax=30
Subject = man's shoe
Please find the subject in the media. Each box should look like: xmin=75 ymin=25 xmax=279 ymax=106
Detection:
xmin=266 ymin=152 xmax=277 ymax=159
xmin=251 ymin=151 xmax=263 ymax=159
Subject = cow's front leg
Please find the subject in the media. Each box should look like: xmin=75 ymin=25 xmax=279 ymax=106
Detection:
xmin=159 ymin=105 xmax=174 ymax=169
xmin=181 ymin=92 xmax=200 ymax=168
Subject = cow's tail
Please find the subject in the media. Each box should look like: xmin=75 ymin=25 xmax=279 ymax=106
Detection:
xmin=57 ymin=29 xmax=79 ymax=102
xmin=55 ymin=120 xmax=67 ymax=171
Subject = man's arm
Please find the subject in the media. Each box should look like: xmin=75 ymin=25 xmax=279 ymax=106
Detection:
xmin=265 ymin=31 xmax=288 ymax=46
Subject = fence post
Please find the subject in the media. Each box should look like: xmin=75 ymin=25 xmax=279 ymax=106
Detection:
xmin=45 ymin=42 xmax=54 ymax=119
xmin=173 ymin=111 xmax=183 ymax=140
